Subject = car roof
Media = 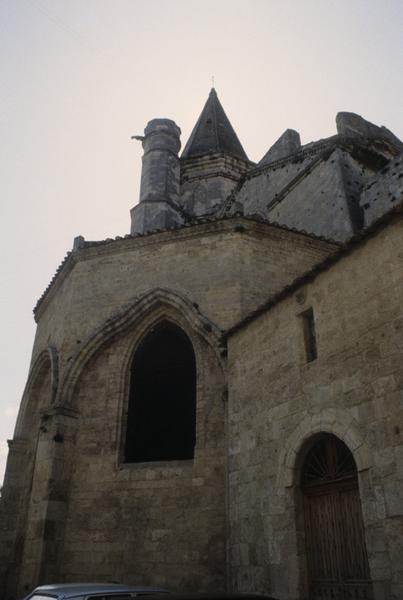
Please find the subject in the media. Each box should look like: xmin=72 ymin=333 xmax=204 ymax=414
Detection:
xmin=31 ymin=584 xmax=169 ymax=598
xmin=130 ymin=595 xmax=277 ymax=600
xmin=138 ymin=595 xmax=278 ymax=600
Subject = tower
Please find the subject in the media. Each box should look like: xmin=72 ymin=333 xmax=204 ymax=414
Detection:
xmin=131 ymin=118 xmax=183 ymax=234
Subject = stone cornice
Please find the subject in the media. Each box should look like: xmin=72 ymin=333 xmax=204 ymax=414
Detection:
xmin=57 ymin=287 xmax=226 ymax=409
xmin=181 ymin=169 xmax=242 ymax=184
xmin=180 ymin=152 xmax=252 ymax=185
xmin=40 ymin=405 xmax=79 ymax=419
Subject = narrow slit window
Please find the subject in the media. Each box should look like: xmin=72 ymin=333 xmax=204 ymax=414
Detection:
xmin=301 ymin=308 xmax=317 ymax=362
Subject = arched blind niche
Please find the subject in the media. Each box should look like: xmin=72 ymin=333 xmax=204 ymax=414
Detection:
xmin=17 ymin=355 xmax=52 ymax=439
xmin=125 ymin=321 xmax=197 ymax=463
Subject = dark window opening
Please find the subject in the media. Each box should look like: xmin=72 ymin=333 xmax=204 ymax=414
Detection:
xmin=125 ymin=321 xmax=196 ymax=463
xmin=301 ymin=307 xmax=317 ymax=362
xmin=301 ymin=434 xmax=357 ymax=488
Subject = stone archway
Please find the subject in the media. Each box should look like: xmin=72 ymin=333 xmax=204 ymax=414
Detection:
xmin=14 ymin=346 xmax=58 ymax=438
xmin=300 ymin=433 xmax=372 ymax=599
xmin=4 ymin=347 xmax=61 ymax=598
xmin=275 ymin=410 xmax=375 ymax=600
xmin=58 ymin=287 xmax=225 ymax=411
xmin=52 ymin=289 xmax=229 ymax=589
xmin=277 ymin=410 xmax=372 ymax=489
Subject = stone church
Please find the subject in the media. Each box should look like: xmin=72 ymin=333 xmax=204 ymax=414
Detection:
xmin=1 ymin=89 xmax=403 ymax=600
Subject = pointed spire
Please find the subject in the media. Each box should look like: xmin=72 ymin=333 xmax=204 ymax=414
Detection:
xmin=182 ymin=88 xmax=248 ymax=161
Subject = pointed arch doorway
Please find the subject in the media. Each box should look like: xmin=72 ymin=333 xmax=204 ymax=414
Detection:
xmin=301 ymin=434 xmax=373 ymax=599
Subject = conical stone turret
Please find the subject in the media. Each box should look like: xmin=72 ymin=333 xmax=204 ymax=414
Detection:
xmin=182 ymin=88 xmax=248 ymax=161
xmin=180 ymin=89 xmax=251 ymax=217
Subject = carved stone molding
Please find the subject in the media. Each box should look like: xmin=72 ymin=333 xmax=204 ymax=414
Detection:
xmin=277 ymin=408 xmax=372 ymax=489
xmin=56 ymin=287 xmax=226 ymax=409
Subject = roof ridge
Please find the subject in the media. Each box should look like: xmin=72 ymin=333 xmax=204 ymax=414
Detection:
xmin=211 ymin=88 xmax=219 ymax=150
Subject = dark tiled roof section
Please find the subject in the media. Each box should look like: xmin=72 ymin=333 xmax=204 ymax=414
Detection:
xmin=33 ymin=251 xmax=75 ymax=318
xmin=225 ymin=203 xmax=403 ymax=338
xmin=181 ymin=88 xmax=248 ymax=162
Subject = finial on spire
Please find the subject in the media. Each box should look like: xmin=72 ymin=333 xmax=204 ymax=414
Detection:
xmin=212 ymin=75 xmax=215 ymax=89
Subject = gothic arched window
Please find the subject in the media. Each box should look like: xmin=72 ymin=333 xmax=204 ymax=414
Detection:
xmin=125 ymin=321 xmax=197 ymax=463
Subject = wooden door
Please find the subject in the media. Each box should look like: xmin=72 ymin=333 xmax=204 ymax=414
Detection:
xmin=302 ymin=435 xmax=372 ymax=600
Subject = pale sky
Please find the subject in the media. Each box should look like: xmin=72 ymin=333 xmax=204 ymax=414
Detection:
xmin=0 ymin=0 xmax=402 ymax=484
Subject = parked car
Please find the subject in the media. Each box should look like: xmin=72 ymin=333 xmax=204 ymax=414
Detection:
xmin=23 ymin=583 xmax=171 ymax=600
xmin=23 ymin=585 xmax=279 ymax=600
xmin=132 ymin=595 xmax=278 ymax=600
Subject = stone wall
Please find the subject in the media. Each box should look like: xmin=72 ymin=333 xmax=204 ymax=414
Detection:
xmin=2 ymin=99 xmax=402 ymax=599
xmin=31 ymin=220 xmax=336 ymax=376
xmin=0 ymin=218 xmax=336 ymax=598
xmin=227 ymin=216 xmax=403 ymax=600
xmin=0 ymin=353 xmax=56 ymax=598
xmin=57 ymin=303 xmax=228 ymax=591
xmin=180 ymin=154 xmax=249 ymax=217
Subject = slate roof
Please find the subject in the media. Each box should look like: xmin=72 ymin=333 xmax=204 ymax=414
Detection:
xmin=181 ymin=88 xmax=249 ymax=161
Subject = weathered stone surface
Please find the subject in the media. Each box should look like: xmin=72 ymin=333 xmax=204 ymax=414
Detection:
xmin=130 ymin=200 xmax=184 ymax=234
xmin=336 ymin=112 xmax=403 ymax=151
xmin=360 ymin=154 xmax=403 ymax=227
xmin=180 ymin=153 xmax=249 ymax=217
xmin=0 ymin=215 xmax=336 ymax=597
xmin=1 ymin=92 xmax=403 ymax=600
xmin=227 ymin=217 xmax=403 ymax=599
xmin=258 ymin=129 xmax=301 ymax=166
xmin=131 ymin=119 xmax=182 ymax=234
xmin=233 ymin=143 xmax=381 ymax=242
xmin=31 ymin=219 xmax=336 ymax=373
